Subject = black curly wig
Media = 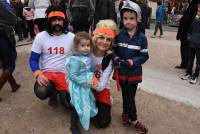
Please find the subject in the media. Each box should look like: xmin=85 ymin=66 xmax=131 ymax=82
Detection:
xmin=45 ymin=5 xmax=68 ymax=35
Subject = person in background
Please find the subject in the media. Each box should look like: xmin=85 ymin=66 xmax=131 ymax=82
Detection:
xmin=13 ymin=0 xmax=28 ymax=41
xmin=28 ymin=0 xmax=51 ymax=32
xmin=175 ymin=0 xmax=200 ymax=69
xmin=167 ymin=2 xmax=172 ymax=14
xmin=67 ymin=0 xmax=95 ymax=33
xmin=151 ymin=0 xmax=165 ymax=38
xmin=23 ymin=0 xmax=35 ymax=41
xmin=140 ymin=0 xmax=151 ymax=31
xmin=175 ymin=15 xmax=190 ymax=69
xmin=0 ymin=0 xmax=20 ymax=102
xmin=94 ymin=0 xmax=117 ymax=28
xmin=171 ymin=6 xmax=176 ymax=15
xmin=181 ymin=4 xmax=200 ymax=84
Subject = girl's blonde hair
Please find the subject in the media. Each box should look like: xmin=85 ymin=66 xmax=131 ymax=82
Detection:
xmin=93 ymin=19 xmax=118 ymax=47
xmin=72 ymin=31 xmax=93 ymax=53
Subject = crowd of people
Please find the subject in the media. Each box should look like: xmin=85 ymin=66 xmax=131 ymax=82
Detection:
xmin=0 ymin=0 xmax=200 ymax=134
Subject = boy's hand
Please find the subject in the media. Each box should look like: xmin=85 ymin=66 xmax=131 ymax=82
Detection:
xmin=113 ymin=57 xmax=122 ymax=68
xmin=113 ymin=58 xmax=133 ymax=68
xmin=127 ymin=59 xmax=133 ymax=66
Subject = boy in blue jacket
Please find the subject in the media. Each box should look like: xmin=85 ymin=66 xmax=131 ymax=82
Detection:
xmin=113 ymin=1 xmax=149 ymax=134
xmin=151 ymin=0 xmax=165 ymax=38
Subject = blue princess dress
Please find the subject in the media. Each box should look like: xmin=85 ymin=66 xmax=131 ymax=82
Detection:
xmin=65 ymin=54 xmax=98 ymax=130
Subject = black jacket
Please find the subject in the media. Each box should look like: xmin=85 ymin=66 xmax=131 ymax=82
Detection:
xmin=0 ymin=1 xmax=17 ymax=26
xmin=188 ymin=17 xmax=200 ymax=48
xmin=94 ymin=0 xmax=116 ymax=26
xmin=176 ymin=0 xmax=200 ymax=41
xmin=114 ymin=29 xmax=149 ymax=84
xmin=176 ymin=15 xmax=190 ymax=41
xmin=0 ymin=1 xmax=17 ymax=45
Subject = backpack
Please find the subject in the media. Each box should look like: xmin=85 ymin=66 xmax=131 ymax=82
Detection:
xmin=68 ymin=0 xmax=95 ymax=23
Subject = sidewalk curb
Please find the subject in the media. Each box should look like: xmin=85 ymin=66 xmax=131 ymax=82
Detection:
xmin=16 ymin=41 xmax=32 ymax=47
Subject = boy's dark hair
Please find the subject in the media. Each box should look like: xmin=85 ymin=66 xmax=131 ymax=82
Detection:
xmin=120 ymin=8 xmax=138 ymax=20
xmin=45 ymin=5 xmax=68 ymax=35
xmin=157 ymin=0 xmax=162 ymax=6
xmin=73 ymin=31 xmax=93 ymax=53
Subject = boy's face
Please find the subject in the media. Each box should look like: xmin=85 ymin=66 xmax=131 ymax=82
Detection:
xmin=197 ymin=7 xmax=200 ymax=17
xmin=122 ymin=11 xmax=137 ymax=30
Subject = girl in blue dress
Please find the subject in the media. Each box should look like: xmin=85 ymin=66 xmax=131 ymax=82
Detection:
xmin=65 ymin=32 xmax=99 ymax=134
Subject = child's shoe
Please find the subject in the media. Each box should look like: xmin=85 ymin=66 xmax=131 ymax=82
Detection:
xmin=70 ymin=108 xmax=81 ymax=134
xmin=181 ymin=73 xmax=191 ymax=80
xmin=11 ymin=83 xmax=20 ymax=92
xmin=133 ymin=121 xmax=148 ymax=134
xmin=121 ymin=113 xmax=131 ymax=127
xmin=189 ymin=75 xmax=197 ymax=84
xmin=150 ymin=35 xmax=156 ymax=38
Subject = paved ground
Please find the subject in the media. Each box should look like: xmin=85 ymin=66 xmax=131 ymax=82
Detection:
xmin=141 ymin=29 xmax=200 ymax=108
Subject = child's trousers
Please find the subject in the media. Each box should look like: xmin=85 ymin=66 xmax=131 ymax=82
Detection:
xmin=187 ymin=47 xmax=200 ymax=77
xmin=120 ymin=81 xmax=138 ymax=121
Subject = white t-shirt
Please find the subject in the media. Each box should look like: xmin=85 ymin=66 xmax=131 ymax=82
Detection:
xmin=91 ymin=54 xmax=113 ymax=91
xmin=31 ymin=31 xmax=75 ymax=72
xmin=28 ymin=0 xmax=51 ymax=19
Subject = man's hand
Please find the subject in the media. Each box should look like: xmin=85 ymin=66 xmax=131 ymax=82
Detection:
xmin=37 ymin=74 xmax=49 ymax=86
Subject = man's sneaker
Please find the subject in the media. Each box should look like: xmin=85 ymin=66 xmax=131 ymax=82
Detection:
xmin=181 ymin=73 xmax=191 ymax=80
xmin=158 ymin=35 xmax=163 ymax=38
xmin=150 ymin=35 xmax=156 ymax=38
xmin=190 ymin=75 xmax=197 ymax=84
xmin=133 ymin=121 xmax=148 ymax=134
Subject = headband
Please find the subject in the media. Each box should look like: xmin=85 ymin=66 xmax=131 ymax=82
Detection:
xmin=94 ymin=28 xmax=116 ymax=38
xmin=48 ymin=11 xmax=65 ymax=19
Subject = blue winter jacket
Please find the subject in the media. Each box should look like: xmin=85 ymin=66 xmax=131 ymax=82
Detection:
xmin=156 ymin=5 xmax=165 ymax=22
xmin=114 ymin=29 xmax=149 ymax=84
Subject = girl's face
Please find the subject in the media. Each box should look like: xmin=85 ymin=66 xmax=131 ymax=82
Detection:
xmin=122 ymin=11 xmax=137 ymax=31
xmin=77 ymin=39 xmax=91 ymax=55
xmin=95 ymin=34 xmax=112 ymax=52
